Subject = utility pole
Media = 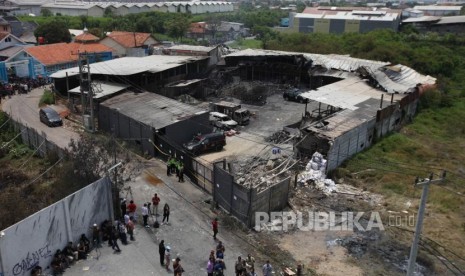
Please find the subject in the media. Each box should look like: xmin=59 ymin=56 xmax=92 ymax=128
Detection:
xmin=406 ymin=171 xmax=446 ymax=276
xmin=78 ymin=52 xmax=95 ymax=132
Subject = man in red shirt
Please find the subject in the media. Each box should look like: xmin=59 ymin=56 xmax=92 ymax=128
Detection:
xmin=152 ymin=193 xmax=160 ymax=216
xmin=212 ymin=218 xmax=219 ymax=240
xmin=127 ymin=200 xmax=137 ymax=221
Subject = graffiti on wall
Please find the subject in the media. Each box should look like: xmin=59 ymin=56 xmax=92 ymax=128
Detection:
xmin=12 ymin=244 xmax=52 ymax=275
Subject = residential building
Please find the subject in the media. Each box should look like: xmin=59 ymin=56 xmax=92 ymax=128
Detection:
xmin=74 ymin=30 xmax=100 ymax=44
xmin=99 ymin=31 xmax=158 ymax=57
xmin=0 ymin=42 xmax=113 ymax=82
xmin=3 ymin=16 xmax=37 ymax=44
xmin=187 ymin=22 xmax=210 ymax=41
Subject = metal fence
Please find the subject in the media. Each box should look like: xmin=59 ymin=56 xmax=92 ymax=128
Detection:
xmin=213 ymin=163 xmax=290 ymax=227
xmin=14 ymin=122 xmax=65 ymax=158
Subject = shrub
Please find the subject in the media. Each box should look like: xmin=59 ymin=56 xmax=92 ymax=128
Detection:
xmin=39 ymin=90 xmax=55 ymax=106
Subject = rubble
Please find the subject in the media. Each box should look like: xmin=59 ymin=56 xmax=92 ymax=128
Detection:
xmin=297 ymin=152 xmax=337 ymax=195
xmin=265 ymin=130 xmax=291 ymax=144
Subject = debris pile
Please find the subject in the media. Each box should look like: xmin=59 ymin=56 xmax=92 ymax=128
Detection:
xmin=265 ymin=130 xmax=290 ymax=144
xmin=177 ymin=94 xmax=200 ymax=105
xmin=232 ymin=149 xmax=293 ymax=192
xmin=298 ymin=152 xmax=337 ymax=195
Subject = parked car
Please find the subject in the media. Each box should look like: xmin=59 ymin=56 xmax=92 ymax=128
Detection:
xmin=283 ymin=88 xmax=309 ymax=103
xmin=183 ymin=132 xmax=226 ymax=156
xmin=209 ymin=112 xmax=238 ymax=130
xmin=39 ymin=107 xmax=63 ymax=127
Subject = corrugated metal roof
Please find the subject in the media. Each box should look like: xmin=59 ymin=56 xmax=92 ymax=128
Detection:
xmin=225 ymin=49 xmax=436 ymax=94
xmin=435 ymin=15 xmax=465 ymax=24
xmin=69 ymin=81 xmax=129 ymax=99
xmin=166 ymin=79 xmax=204 ymax=87
xmin=402 ymin=16 xmax=441 ymax=23
xmin=299 ymin=77 xmax=386 ymax=110
xmin=50 ymin=55 xmax=208 ymax=78
xmin=168 ymin=45 xmax=216 ymax=52
xmin=100 ymin=91 xmax=207 ymax=129
xmin=413 ymin=5 xmax=462 ymax=11
xmin=0 ymin=45 xmax=29 ymax=58
xmin=304 ymin=53 xmax=389 ymax=72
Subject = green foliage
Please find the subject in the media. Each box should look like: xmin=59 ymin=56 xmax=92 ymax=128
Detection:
xmin=164 ymin=15 xmax=191 ymax=41
xmin=104 ymin=7 xmax=114 ymax=18
xmin=39 ymin=90 xmax=55 ymax=106
xmin=9 ymin=144 xmax=31 ymax=159
xmin=40 ymin=8 xmax=52 ymax=17
xmin=34 ymin=19 xmax=71 ymax=44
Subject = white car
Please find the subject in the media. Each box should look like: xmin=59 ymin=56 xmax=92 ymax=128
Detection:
xmin=209 ymin=112 xmax=238 ymax=130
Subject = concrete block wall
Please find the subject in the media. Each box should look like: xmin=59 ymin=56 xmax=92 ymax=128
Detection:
xmin=0 ymin=177 xmax=113 ymax=276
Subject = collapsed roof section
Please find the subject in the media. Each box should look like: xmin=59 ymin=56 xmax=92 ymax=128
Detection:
xmin=224 ymin=49 xmax=436 ymax=94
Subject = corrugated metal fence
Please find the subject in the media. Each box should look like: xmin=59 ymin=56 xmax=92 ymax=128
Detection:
xmin=213 ymin=163 xmax=290 ymax=227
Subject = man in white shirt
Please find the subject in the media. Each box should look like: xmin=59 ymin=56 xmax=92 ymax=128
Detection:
xmin=262 ymin=260 xmax=273 ymax=276
xmin=142 ymin=203 xmax=149 ymax=227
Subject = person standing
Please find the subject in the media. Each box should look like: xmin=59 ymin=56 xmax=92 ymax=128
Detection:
xmin=167 ymin=156 xmax=172 ymax=176
xmin=91 ymin=224 xmax=100 ymax=248
xmin=121 ymin=199 xmax=127 ymax=217
xmin=262 ymin=260 xmax=272 ymax=276
xmin=178 ymin=163 xmax=184 ymax=182
xmin=173 ymin=257 xmax=183 ymax=276
xmin=207 ymin=257 xmax=215 ymax=276
xmin=142 ymin=203 xmax=149 ymax=228
xmin=124 ymin=213 xmax=130 ymax=225
xmin=118 ymin=221 xmax=128 ymax=245
xmin=152 ymin=193 xmax=160 ymax=215
xmin=159 ymin=240 xmax=166 ymax=266
xmin=127 ymin=216 xmax=135 ymax=241
xmin=235 ymin=256 xmax=244 ymax=276
xmin=165 ymin=246 xmax=171 ymax=271
xmin=127 ymin=200 xmax=137 ymax=221
xmin=212 ymin=218 xmax=219 ymax=240
xmin=162 ymin=203 xmax=170 ymax=224
xmin=110 ymin=226 xmax=121 ymax=252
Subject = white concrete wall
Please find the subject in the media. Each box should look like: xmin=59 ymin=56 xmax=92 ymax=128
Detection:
xmin=88 ymin=6 xmax=104 ymax=17
xmin=0 ymin=177 xmax=113 ymax=276
xmin=100 ymin=37 xmax=127 ymax=57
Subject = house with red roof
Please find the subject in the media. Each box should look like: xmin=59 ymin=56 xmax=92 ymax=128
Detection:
xmin=0 ymin=42 xmax=114 ymax=82
xmin=74 ymin=31 xmax=100 ymax=44
xmin=99 ymin=31 xmax=158 ymax=57
xmin=187 ymin=22 xmax=211 ymax=41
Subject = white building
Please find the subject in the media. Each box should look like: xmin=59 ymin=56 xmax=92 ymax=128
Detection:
xmin=413 ymin=5 xmax=462 ymax=16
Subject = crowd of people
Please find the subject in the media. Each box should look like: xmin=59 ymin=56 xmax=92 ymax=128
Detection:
xmin=0 ymin=77 xmax=51 ymax=100
xmin=45 ymin=235 xmax=91 ymax=275
xmin=39 ymin=184 xmax=281 ymax=276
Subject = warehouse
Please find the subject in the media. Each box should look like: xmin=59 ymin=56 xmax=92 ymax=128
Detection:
xmin=286 ymin=7 xmax=401 ymax=33
xmin=10 ymin=1 xmax=234 ymax=16
xmin=222 ymin=49 xmax=436 ymax=171
xmin=50 ymin=54 xmax=210 ymax=95
xmin=98 ymin=91 xmax=210 ymax=157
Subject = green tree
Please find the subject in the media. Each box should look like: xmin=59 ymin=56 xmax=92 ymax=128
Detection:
xmin=40 ymin=8 xmax=52 ymax=17
xmin=34 ymin=20 xmax=72 ymax=44
xmin=164 ymin=16 xmax=190 ymax=41
xmin=104 ymin=7 xmax=114 ymax=18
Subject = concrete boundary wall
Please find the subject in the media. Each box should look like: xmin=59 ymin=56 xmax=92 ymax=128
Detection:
xmin=0 ymin=177 xmax=113 ymax=276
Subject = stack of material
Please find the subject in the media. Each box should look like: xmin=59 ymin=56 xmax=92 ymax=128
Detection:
xmin=297 ymin=151 xmax=336 ymax=195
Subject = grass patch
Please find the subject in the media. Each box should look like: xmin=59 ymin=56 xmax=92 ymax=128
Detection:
xmin=229 ymin=38 xmax=263 ymax=49
xmin=39 ymin=90 xmax=55 ymax=106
